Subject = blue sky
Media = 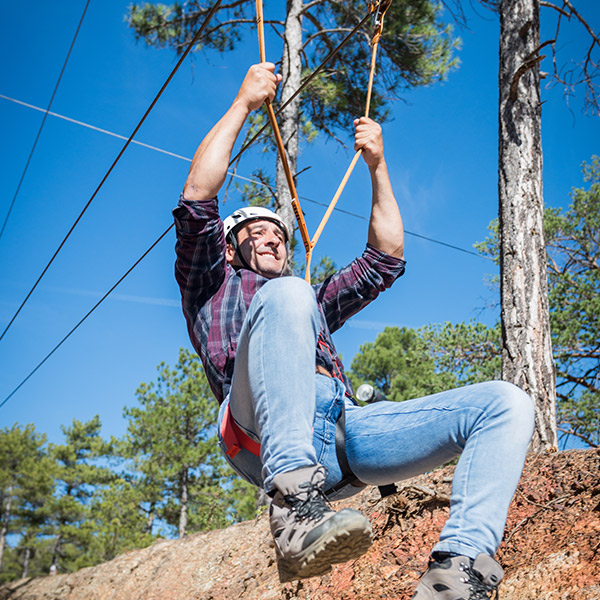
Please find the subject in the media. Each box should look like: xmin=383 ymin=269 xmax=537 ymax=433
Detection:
xmin=1 ymin=0 xmax=598 ymax=446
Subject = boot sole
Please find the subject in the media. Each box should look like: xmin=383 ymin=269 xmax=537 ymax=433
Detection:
xmin=277 ymin=517 xmax=373 ymax=583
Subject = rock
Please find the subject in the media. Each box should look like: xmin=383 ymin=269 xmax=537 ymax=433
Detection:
xmin=1 ymin=449 xmax=598 ymax=600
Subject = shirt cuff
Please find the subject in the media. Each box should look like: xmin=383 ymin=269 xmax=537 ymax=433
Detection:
xmin=173 ymin=195 xmax=220 ymax=231
xmin=363 ymin=243 xmax=406 ymax=285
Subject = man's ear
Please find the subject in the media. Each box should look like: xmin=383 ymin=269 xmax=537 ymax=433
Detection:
xmin=225 ymin=242 xmax=236 ymax=264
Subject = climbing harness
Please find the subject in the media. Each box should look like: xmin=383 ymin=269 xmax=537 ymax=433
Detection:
xmin=220 ymin=403 xmax=261 ymax=459
xmin=254 ymin=0 xmax=392 ymax=283
xmin=220 ymin=397 xmax=397 ymax=499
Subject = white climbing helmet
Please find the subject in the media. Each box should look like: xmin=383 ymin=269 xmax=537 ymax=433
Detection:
xmin=223 ymin=207 xmax=289 ymax=242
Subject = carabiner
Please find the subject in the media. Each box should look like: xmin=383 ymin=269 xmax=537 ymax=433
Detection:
xmin=369 ymin=0 xmax=392 ymax=31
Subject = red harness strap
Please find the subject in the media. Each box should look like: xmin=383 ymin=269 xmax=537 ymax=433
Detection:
xmin=220 ymin=403 xmax=261 ymax=458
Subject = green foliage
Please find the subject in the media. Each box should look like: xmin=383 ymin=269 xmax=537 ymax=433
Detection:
xmin=0 ymin=352 xmax=261 ymax=583
xmin=122 ymin=348 xmax=256 ymax=537
xmin=307 ymin=0 xmax=459 ymax=131
xmin=545 ymin=156 xmax=600 ymax=448
xmin=128 ymin=1 xmax=246 ymax=53
xmin=349 ymin=326 xmax=457 ymax=401
xmin=230 ymin=168 xmax=275 ymax=209
xmin=473 ymin=217 xmax=499 ymax=265
xmin=349 ymin=322 xmax=502 ymax=404
xmin=0 ymin=424 xmax=54 ymax=581
xmin=476 ymin=156 xmax=600 ymax=448
xmin=86 ymin=478 xmax=156 ymax=563
xmin=45 ymin=417 xmax=115 ymax=573
xmin=421 ymin=320 xmax=502 ymax=386
xmin=126 ymin=0 xmax=459 ymax=152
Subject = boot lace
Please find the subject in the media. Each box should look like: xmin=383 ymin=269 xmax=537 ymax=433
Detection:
xmin=283 ymin=472 xmax=331 ymax=522
xmin=460 ymin=561 xmax=500 ymax=600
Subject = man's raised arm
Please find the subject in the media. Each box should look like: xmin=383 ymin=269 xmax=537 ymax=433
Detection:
xmin=354 ymin=117 xmax=404 ymax=260
xmin=183 ymin=63 xmax=282 ymax=201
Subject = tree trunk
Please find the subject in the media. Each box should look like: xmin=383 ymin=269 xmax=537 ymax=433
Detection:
xmin=178 ymin=468 xmax=188 ymax=539
xmin=144 ymin=502 xmax=156 ymax=535
xmin=50 ymin=533 xmax=62 ymax=574
xmin=275 ymin=0 xmax=304 ymax=241
xmin=498 ymin=0 xmax=557 ymax=451
xmin=0 ymin=492 xmax=12 ymax=570
xmin=22 ymin=546 xmax=31 ymax=579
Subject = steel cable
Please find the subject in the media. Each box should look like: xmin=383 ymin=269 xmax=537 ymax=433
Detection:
xmin=0 ymin=0 xmax=224 ymax=343
xmin=0 ymin=0 xmax=92 ymax=243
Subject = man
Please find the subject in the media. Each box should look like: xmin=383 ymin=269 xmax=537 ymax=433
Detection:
xmin=174 ymin=63 xmax=534 ymax=598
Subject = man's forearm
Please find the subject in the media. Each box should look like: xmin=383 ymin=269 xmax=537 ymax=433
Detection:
xmin=353 ymin=117 xmax=404 ymax=259
xmin=367 ymin=160 xmax=404 ymax=259
xmin=183 ymin=100 xmax=250 ymax=201
xmin=183 ymin=63 xmax=281 ymax=201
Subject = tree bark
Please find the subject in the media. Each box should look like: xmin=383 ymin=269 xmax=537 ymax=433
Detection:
xmin=178 ymin=468 xmax=188 ymax=539
xmin=144 ymin=502 xmax=156 ymax=535
xmin=50 ymin=533 xmax=62 ymax=574
xmin=22 ymin=546 xmax=31 ymax=579
xmin=0 ymin=492 xmax=12 ymax=570
xmin=498 ymin=0 xmax=557 ymax=451
xmin=275 ymin=0 xmax=304 ymax=240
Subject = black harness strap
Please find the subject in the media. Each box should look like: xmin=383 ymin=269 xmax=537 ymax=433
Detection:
xmin=327 ymin=401 xmax=398 ymax=499
xmin=325 ymin=402 xmax=366 ymax=497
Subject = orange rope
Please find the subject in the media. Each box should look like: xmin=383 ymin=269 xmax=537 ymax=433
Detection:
xmin=255 ymin=0 xmax=312 ymax=280
xmin=304 ymin=0 xmax=391 ymax=280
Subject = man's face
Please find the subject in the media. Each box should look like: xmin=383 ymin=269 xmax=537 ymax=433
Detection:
xmin=226 ymin=219 xmax=287 ymax=279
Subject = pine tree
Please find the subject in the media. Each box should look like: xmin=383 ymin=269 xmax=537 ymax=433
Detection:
xmin=349 ymin=326 xmax=458 ymax=402
xmin=122 ymin=348 xmax=256 ymax=539
xmin=127 ymin=0 xmax=458 ymax=237
xmin=45 ymin=416 xmax=114 ymax=574
xmin=0 ymin=424 xmax=54 ymax=578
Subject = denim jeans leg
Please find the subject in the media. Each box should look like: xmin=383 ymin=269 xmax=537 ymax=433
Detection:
xmin=344 ymin=381 xmax=535 ymax=558
xmin=225 ymin=276 xmax=321 ymax=493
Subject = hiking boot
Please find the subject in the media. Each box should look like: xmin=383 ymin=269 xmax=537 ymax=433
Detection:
xmin=269 ymin=465 xmax=373 ymax=583
xmin=412 ymin=553 xmax=504 ymax=599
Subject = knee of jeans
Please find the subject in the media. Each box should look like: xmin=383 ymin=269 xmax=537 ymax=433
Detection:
xmin=259 ymin=276 xmax=317 ymax=319
xmin=488 ymin=380 xmax=535 ymax=439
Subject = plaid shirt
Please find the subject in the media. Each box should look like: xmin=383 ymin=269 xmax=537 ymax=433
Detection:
xmin=173 ymin=196 xmax=406 ymax=404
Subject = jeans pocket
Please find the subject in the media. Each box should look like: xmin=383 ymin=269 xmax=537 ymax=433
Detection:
xmin=312 ymin=375 xmax=346 ymax=491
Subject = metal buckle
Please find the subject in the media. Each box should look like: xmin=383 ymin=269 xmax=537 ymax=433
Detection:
xmin=369 ymin=0 xmax=392 ymax=30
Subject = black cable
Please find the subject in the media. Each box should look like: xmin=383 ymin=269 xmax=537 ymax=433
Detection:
xmin=1 ymin=93 xmax=494 ymax=261
xmin=0 ymin=0 xmax=223 ymax=344
xmin=298 ymin=195 xmax=492 ymax=260
xmin=0 ymin=225 xmax=174 ymax=409
xmin=0 ymin=0 xmax=92 ymax=244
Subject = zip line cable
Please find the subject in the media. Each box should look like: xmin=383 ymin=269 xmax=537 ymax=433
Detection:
xmin=0 ymin=95 xmax=193 ymax=162
xmin=0 ymin=226 xmax=173 ymax=410
xmin=0 ymin=0 xmax=92 ymax=244
xmin=0 ymin=0 xmax=224 ymax=344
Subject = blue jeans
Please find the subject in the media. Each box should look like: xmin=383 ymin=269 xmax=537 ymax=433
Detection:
xmin=217 ymin=277 xmax=535 ymax=559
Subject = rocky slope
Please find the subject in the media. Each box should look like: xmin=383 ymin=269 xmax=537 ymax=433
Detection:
xmin=1 ymin=449 xmax=598 ymax=600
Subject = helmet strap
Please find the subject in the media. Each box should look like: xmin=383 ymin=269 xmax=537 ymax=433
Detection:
xmin=228 ymin=232 xmax=254 ymax=272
